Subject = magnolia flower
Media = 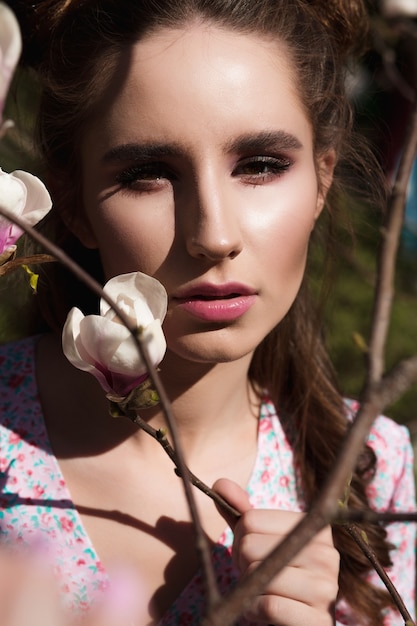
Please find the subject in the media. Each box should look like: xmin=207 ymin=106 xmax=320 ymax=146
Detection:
xmin=0 ymin=168 xmax=52 ymax=259
xmin=0 ymin=3 xmax=22 ymax=124
xmin=62 ymin=272 xmax=168 ymax=400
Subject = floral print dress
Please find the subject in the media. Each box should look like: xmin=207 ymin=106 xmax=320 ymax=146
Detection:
xmin=0 ymin=336 xmax=415 ymax=624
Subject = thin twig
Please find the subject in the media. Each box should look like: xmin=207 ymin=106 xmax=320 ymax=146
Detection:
xmin=0 ymin=205 xmax=221 ymax=610
xmin=336 ymin=509 xmax=417 ymax=524
xmin=127 ymin=411 xmax=240 ymax=521
xmin=0 ymin=253 xmax=56 ymax=276
xmin=345 ymin=523 xmax=415 ymax=624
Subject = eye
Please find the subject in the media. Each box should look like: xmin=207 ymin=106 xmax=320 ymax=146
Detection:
xmin=233 ymin=155 xmax=292 ymax=185
xmin=115 ymin=163 xmax=176 ymax=193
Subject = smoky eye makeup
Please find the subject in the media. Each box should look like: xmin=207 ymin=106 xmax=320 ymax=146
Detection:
xmin=233 ymin=154 xmax=293 ymax=184
xmin=115 ymin=162 xmax=177 ymax=193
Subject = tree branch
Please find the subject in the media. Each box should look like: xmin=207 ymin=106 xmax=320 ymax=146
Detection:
xmin=0 ymin=253 xmax=55 ymax=276
xmin=346 ymin=523 xmax=415 ymax=624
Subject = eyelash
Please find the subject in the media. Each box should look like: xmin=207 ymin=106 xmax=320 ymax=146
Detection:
xmin=115 ymin=163 xmax=175 ymax=193
xmin=233 ymin=155 xmax=292 ymax=184
xmin=115 ymin=155 xmax=293 ymax=193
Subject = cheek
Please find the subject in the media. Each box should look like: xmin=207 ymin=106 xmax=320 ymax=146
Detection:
xmin=85 ymin=201 xmax=175 ymax=280
xmin=246 ymin=185 xmax=319 ymax=268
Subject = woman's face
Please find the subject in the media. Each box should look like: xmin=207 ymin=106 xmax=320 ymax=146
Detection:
xmin=79 ymin=23 xmax=333 ymax=364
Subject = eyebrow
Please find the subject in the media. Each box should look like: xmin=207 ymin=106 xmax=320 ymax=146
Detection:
xmin=102 ymin=130 xmax=303 ymax=164
xmin=102 ymin=142 xmax=184 ymax=163
xmin=224 ymin=130 xmax=303 ymax=154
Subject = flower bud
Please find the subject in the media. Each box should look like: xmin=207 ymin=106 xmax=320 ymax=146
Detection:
xmin=62 ymin=272 xmax=167 ymax=399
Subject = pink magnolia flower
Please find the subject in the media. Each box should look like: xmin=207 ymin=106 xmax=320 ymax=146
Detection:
xmin=62 ymin=272 xmax=167 ymax=399
xmin=0 ymin=3 xmax=22 ymax=124
xmin=0 ymin=168 xmax=52 ymax=260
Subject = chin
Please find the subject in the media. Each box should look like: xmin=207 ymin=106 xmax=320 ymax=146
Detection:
xmin=164 ymin=327 xmax=261 ymax=365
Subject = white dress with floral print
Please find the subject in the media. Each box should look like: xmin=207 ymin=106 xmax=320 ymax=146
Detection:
xmin=0 ymin=336 xmax=415 ymax=624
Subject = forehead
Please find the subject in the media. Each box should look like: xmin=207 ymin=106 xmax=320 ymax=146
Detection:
xmin=84 ymin=23 xmax=312 ymax=153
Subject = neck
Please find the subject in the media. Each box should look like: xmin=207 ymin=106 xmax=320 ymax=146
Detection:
xmin=37 ymin=334 xmax=260 ymax=464
xmin=143 ymin=349 xmax=260 ymax=460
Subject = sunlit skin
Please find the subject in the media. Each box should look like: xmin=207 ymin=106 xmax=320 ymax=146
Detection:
xmin=33 ymin=23 xmax=339 ymax=625
xmin=78 ymin=23 xmax=333 ymax=370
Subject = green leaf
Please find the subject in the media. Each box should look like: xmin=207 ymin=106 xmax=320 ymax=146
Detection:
xmin=21 ymin=264 xmax=39 ymax=293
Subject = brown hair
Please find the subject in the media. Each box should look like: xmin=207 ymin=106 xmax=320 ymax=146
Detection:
xmin=11 ymin=0 xmax=393 ymax=622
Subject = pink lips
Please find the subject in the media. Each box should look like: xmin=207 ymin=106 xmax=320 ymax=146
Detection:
xmin=171 ymin=282 xmax=257 ymax=322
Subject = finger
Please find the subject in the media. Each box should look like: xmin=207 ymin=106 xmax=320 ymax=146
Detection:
xmin=243 ymin=559 xmax=339 ymax=607
xmin=235 ymin=530 xmax=338 ymax=573
xmin=245 ymin=593 xmax=336 ymax=626
xmin=233 ymin=509 xmax=333 ymax=548
xmin=212 ymin=478 xmax=252 ymax=530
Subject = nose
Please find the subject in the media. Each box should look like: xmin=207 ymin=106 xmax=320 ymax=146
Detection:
xmin=181 ymin=176 xmax=243 ymax=261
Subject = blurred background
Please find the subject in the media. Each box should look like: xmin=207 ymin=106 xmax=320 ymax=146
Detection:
xmin=0 ymin=0 xmax=416 ymax=436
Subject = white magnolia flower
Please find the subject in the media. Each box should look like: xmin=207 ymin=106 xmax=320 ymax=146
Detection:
xmin=0 ymin=168 xmax=52 ymax=257
xmin=0 ymin=3 xmax=22 ymax=123
xmin=62 ymin=272 xmax=168 ymax=399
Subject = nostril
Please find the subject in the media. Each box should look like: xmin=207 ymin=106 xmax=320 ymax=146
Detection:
xmin=187 ymin=239 xmax=242 ymax=261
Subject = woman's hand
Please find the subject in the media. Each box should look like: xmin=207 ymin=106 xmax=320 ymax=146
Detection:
xmin=213 ymin=478 xmax=339 ymax=626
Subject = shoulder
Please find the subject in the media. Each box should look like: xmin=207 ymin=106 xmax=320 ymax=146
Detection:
xmin=0 ymin=334 xmax=39 ymax=380
xmin=367 ymin=414 xmax=415 ymax=512
xmin=0 ymin=334 xmax=42 ymax=432
xmin=367 ymin=413 xmax=412 ymax=461
xmin=0 ymin=335 xmax=39 ymax=402
xmin=345 ymin=399 xmax=415 ymax=512
xmin=345 ymin=398 xmax=412 ymax=469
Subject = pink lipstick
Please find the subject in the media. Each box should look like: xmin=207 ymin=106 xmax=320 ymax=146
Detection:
xmin=172 ymin=283 xmax=256 ymax=322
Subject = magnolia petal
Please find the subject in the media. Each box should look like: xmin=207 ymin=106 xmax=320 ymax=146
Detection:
xmin=104 ymin=295 xmax=150 ymax=328
xmin=0 ymin=167 xmax=26 ymax=224
xmin=380 ymin=0 xmax=417 ymax=16
xmin=62 ymin=308 xmax=112 ymax=392
xmin=101 ymin=272 xmax=167 ymax=321
xmin=78 ymin=315 xmax=142 ymax=375
xmin=11 ymin=170 xmax=52 ymax=225
xmin=139 ymin=319 xmax=167 ymax=367
xmin=62 ymin=307 xmax=97 ymax=371
xmin=0 ymin=220 xmax=25 ymax=252
xmin=105 ymin=319 xmax=166 ymax=377
xmin=0 ymin=3 xmax=22 ymax=115
xmin=80 ymin=315 xmax=166 ymax=378
xmin=0 ymin=225 xmax=13 ymax=252
xmin=106 ymin=370 xmax=149 ymax=398
xmin=0 ymin=4 xmax=21 ymax=75
xmin=0 ymin=242 xmax=16 ymax=265
xmin=132 ymin=272 xmax=167 ymax=320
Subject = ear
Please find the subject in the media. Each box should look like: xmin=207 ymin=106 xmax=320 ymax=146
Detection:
xmin=314 ymin=149 xmax=336 ymax=219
